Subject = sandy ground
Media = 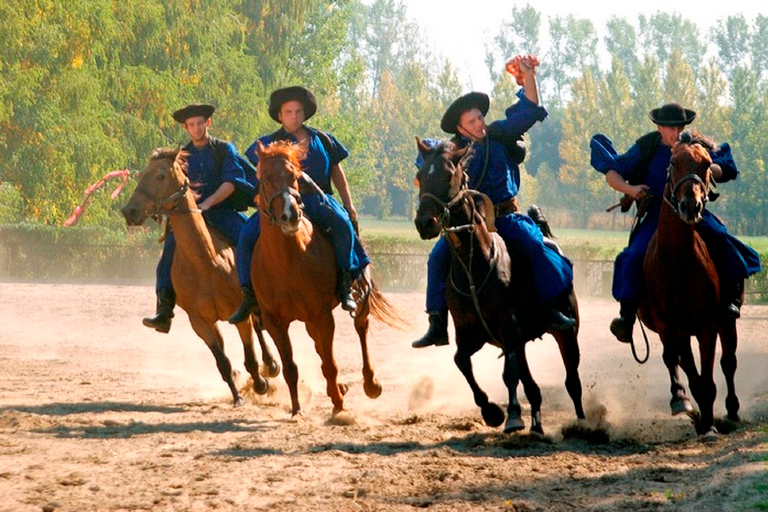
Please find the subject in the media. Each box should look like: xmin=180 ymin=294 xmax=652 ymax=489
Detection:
xmin=0 ymin=282 xmax=767 ymax=511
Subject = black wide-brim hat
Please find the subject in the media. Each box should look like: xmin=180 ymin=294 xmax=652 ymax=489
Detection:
xmin=441 ymin=92 xmax=490 ymax=134
xmin=649 ymin=102 xmax=696 ymax=126
xmin=269 ymin=86 xmax=318 ymax=122
xmin=172 ymin=103 xmax=216 ymax=123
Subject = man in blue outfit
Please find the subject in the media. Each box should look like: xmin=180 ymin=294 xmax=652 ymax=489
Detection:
xmin=143 ymin=103 xmax=254 ymax=333
xmin=412 ymin=54 xmax=577 ymax=348
xmin=228 ymin=86 xmax=370 ymax=323
xmin=590 ymin=102 xmax=761 ymax=344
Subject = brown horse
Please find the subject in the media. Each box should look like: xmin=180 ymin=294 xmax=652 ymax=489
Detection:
xmin=121 ymin=148 xmax=280 ymax=406
xmin=639 ymin=133 xmax=740 ymax=435
xmin=252 ymin=140 xmax=401 ymax=418
xmin=414 ymin=139 xmax=584 ymax=434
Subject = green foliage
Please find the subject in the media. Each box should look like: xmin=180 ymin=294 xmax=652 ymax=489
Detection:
xmin=3 ymin=1 xmax=768 ymax=236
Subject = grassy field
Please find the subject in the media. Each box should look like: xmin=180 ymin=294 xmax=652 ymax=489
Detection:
xmin=358 ymin=217 xmax=768 ymax=257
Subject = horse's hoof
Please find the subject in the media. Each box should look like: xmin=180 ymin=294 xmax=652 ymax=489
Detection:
xmin=699 ymin=426 xmax=719 ymax=442
xmin=364 ymin=379 xmax=382 ymax=399
xmin=504 ymin=416 xmax=525 ymax=433
xmin=670 ymin=397 xmax=694 ymax=416
xmin=329 ymin=409 xmax=356 ymax=426
xmin=266 ymin=361 xmax=281 ymax=378
xmin=253 ymin=376 xmax=269 ymax=395
xmin=234 ymin=396 xmax=246 ymax=408
xmin=482 ymin=403 xmax=505 ymax=428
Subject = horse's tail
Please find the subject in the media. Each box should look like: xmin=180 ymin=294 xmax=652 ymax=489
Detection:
xmin=366 ymin=279 xmax=410 ymax=330
xmin=528 ymin=204 xmax=555 ymax=239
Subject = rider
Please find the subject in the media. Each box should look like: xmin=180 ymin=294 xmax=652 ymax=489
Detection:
xmin=228 ymin=86 xmax=369 ymax=323
xmin=143 ymin=103 xmax=255 ymax=333
xmin=412 ymin=54 xmax=577 ymax=349
xmin=590 ymin=102 xmax=762 ymax=344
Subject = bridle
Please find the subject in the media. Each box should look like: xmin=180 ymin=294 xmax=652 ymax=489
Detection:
xmin=258 ymin=159 xmax=304 ymax=226
xmin=132 ymin=169 xmax=200 ymax=218
xmin=663 ymin=152 xmax=712 ymax=216
xmin=418 ymin=159 xmax=502 ymax=345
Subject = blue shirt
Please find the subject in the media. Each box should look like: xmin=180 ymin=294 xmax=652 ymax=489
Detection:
xmin=416 ymin=88 xmax=547 ymax=204
xmin=245 ymin=126 xmax=349 ymax=195
xmin=590 ymin=132 xmax=738 ymax=225
xmin=184 ymin=139 xmax=251 ymax=210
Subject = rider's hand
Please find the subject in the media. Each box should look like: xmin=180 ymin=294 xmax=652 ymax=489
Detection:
xmin=506 ymin=54 xmax=539 ymax=85
xmin=629 ymin=184 xmax=651 ymax=200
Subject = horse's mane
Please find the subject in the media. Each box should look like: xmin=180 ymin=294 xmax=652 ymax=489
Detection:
xmin=150 ymin=147 xmax=180 ymax=161
xmin=148 ymin=147 xmax=189 ymax=178
xmin=674 ymin=131 xmax=713 ymax=169
xmin=259 ymin=140 xmax=304 ymax=178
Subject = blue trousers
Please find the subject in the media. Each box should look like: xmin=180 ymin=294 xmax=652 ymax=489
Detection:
xmin=156 ymin=209 xmax=247 ymax=294
xmin=235 ymin=193 xmax=370 ymax=287
xmin=425 ymin=212 xmax=574 ymax=312
xmin=612 ymin=209 xmax=761 ymax=302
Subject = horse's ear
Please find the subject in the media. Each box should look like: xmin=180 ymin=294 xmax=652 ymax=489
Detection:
xmin=416 ymin=137 xmax=430 ymax=155
xmin=452 ymin=145 xmax=469 ymax=165
xmin=256 ymin=140 xmax=266 ymax=158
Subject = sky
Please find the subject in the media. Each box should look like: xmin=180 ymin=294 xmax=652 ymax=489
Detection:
xmin=399 ymin=0 xmax=768 ymax=92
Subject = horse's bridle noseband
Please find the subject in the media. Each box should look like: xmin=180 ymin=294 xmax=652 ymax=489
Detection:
xmin=663 ymin=161 xmax=711 ymax=214
xmin=133 ymin=177 xmax=200 ymax=218
xmin=258 ymin=163 xmax=306 ymax=226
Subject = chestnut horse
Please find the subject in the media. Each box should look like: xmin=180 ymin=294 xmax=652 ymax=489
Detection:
xmin=414 ymin=139 xmax=584 ymax=434
xmin=252 ymin=140 xmax=401 ymax=418
xmin=639 ymin=133 xmax=740 ymax=435
xmin=121 ymin=148 xmax=280 ymax=406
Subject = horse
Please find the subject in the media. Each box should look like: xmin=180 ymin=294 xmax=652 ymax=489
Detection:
xmin=414 ymin=138 xmax=585 ymax=434
xmin=639 ymin=133 xmax=740 ymax=435
xmin=252 ymin=139 xmax=402 ymax=419
xmin=121 ymin=148 xmax=280 ymax=406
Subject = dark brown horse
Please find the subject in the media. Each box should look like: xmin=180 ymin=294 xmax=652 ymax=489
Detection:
xmin=639 ymin=133 xmax=740 ymax=435
xmin=252 ymin=140 xmax=401 ymax=418
xmin=121 ymin=148 xmax=280 ymax=406
xmin=414 ymin=139 xmax=584 ymax=434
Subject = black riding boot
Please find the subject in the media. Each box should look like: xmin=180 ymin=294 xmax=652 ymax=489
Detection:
xmin=724 ymin=279 xmax=744 ymax=319
xmin=143 ymin=289 xmax=176 ymax=334
xmin=412 ymin=311 xmax=449 ymax=348
xmin=609 ymin=300 xmax=638 ymax=344
xmin=228 ymin=285 xmax=261 ymax=324
xmin=545 ymin=296 xmax=577 ymax=331
xmin=337 ymin=270 xmax=357 ymax=312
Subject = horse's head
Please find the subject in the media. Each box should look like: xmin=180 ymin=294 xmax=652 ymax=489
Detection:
xmin=413 ymin=138 xmax=470 ymax=240
xmin=121 ymin=148 xmax=190 ymax=226
xmin=256 ymin=140 xmax=305 ymax=235
xmin=666 ymin=131 xmax=714 ymax=224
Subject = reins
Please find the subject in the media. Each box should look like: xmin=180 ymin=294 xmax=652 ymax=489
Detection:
xmin=133 ymin=177 xmax=202 ymax=218
xmin=662 ymin=163 xmax=710 ymax=214
xmin=420 ymin=186 xmax=502 ymax=345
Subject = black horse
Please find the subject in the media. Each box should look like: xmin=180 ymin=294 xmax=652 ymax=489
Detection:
xmin=414 ymin=138 xmax=585 ymax=433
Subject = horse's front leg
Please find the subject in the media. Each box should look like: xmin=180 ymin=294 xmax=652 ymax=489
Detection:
xmin=233 ymin=319 xmax=269 ymax=395
xmin=252 ymin=312 xmax=281 ymax=378
xmin=507 ymin=341 xmax=543 ymax=434
xmin=305 ymin=312 xmax=345 ymax=414
xmin=454 ymin=329 xmax=504 ymax=428
xmin=691 ymin=331 xmax=718 ymax=435
xmin=263 ymin=315 xmax=301 ymax=418
xmin=719 ymin=318 xmax=740 ymax=421
xmin=501 ymin=345 xmax=525 ymax=433
xmin=661 ymin=332 xmax=693 ymax=416
xmin=188 ymin=315 xmax=243 ymax=407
